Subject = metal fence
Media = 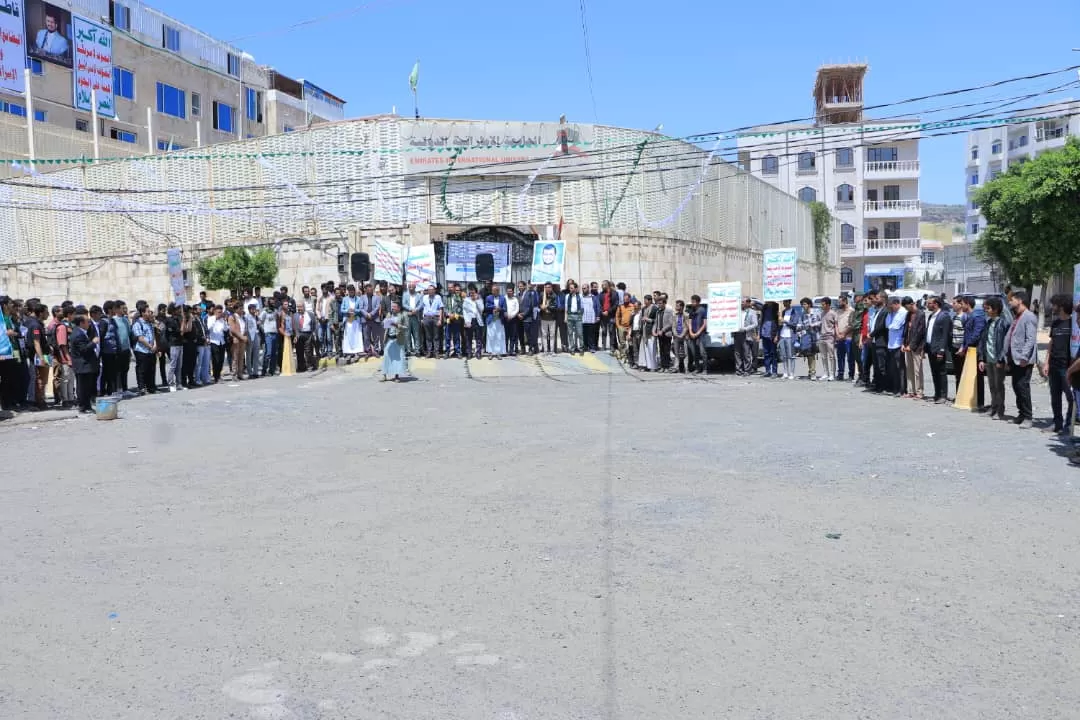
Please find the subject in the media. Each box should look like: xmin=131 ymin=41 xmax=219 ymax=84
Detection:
xmin=0 ymin=117 xmax=833 ymax=268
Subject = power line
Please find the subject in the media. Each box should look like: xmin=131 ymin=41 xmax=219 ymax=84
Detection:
xmin=577 ymin=0 xmax=600 ymax=123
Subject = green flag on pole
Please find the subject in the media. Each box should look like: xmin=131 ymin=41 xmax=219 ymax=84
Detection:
xmin=408 ymin=61 xmax=419 ymax=93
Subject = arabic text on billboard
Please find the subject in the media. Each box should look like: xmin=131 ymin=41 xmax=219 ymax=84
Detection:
xmin=0 ymin=0 xmax=26 ymax=94
xmin=72 ymin=15 xmax=113 ymax=118
xmin=400 ymin=121 xmax=593 ymax=175
xmin=707 ymin=282 xmax=741 ymax=335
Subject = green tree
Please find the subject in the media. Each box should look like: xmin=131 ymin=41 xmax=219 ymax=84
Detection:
xmin=974 ymin=136 xmax=1080 ymax=291
xmin=808 ymin=200 xmax=832 ymax=265
xmin=195 ymin=246 xmax=278 ymax=298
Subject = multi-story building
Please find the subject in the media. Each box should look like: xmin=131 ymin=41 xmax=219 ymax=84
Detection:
xmin=0 ymin=0 xmax=344 ymax=163
xmin=964 ymin=100 xmax=1079 ymax=243
xmin=737 ymin=63 xmax=922 ymax=292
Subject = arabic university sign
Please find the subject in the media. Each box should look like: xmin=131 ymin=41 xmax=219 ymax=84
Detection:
xmin=762 ymin=247 xmax=797 ymax=301
xmin=72 ymin=15 xmax=113 ymax=118
xmin=707 ymin=282 xmax=741 ymax=335
xmin=399 ymin=121 xmax=594 ymax=175
xmin=0 ymin=0 xmax=26 ymax=95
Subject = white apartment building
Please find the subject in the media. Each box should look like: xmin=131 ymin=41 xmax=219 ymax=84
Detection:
xmin=737 ymin=64 xmax=922 ymax=293
xmin=965 ymin=100 xmax=1080 ymax=243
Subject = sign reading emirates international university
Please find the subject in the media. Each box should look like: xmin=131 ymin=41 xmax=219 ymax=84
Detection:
xmin=400 ymin=121 xmax=594 ymax=175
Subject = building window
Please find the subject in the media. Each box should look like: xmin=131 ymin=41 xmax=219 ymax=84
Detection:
xmin=761 ymin=154 xmax=778 ymax=175
xmin=797 ymin=186 xmax=817 ymax=202
xmin=841 ymin=223 xmax=855 ymax=245
xmin=213 ymin=101 xmax=234 ymax=133
xmin=33 ymin=109 xmax=46 ymax=122
xmin=110 ymin=127 xmax=137 ymax=144
xmin=867 ymin=147 xmax=898 ymax=162
xmin=867 ymin=227 xmax=879 ymax=240
xmin=970 ymin=147 xmax=978 ymax=161
xmin=163 ymin=25 xmax=181 ymax=52
xmin=157 ymin=140 xmax=186 ymax=151
xmin=991 ymin=140 xmax=1002 ymax=154
xmin=970 ymin=173 xmax=979 ymax=186
xmin=921 ymin=251 xmax=936 ymax=264
xmin=156 ymin=82 xmax=186 ymax=119
xmin=191 ymin=93 xmax=201 ymax=117
xmin=989 ymin=170 xmax=1001 ymax=181
xmin=835 ymin=147 xmax=854 ymax=167
xmin=883 ymin=185 xmax=900 ymax=202
xmin=884 ymin=222 xmax=901 ymax=239
xmin=797 ymin=151 xmax=816 ymax=172
xmin=227 ymin=53 xmax=241 ymax=78
xmin=245 ymin=88 xmax=262 ymax=122
xmin=971 ymin=200 xmax=979 ymax=210
xmin=75 ymin=118 xmax=89 ymax=132
xmin=836 ymin=183 xmax=854 ymax=204
xmin=110 ymin=2 xmax=131 ymax=31
xmin=113 ymin=67 xmax=135 ymax=100
xmin=28 ymin=57 xmax=43 ymax=75
xmin=283 ymin=125 xmax=295 ymax=133
xmin=1018 ymin=135 xmax=1028 ymax=147
xmin=2 ymin=101 xmax=25 ymax=117
xmin=970 ymin=222 xmax=979 ymax=235
xmin=840 ymin=267 xmax=853 ymax=285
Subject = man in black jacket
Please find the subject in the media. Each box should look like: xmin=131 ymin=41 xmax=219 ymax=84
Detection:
xmin=924 ymin=295 xmax=953 ymax=403
xmin=870 ymin=291 xmax=890 ymax=393
xmin=70 ymin=315 xmax=100 ymax=414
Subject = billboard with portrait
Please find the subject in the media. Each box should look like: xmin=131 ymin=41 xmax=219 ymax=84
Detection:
xmin=25 ymin=0 xmax=71 ymax=67
xmin=530 ymin=241 xmax=565 ymax=285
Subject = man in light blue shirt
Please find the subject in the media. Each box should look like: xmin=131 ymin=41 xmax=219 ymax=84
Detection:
xmin=420 ymin=286 xmax=444 ymax=358
xmin=885 ymin=296 xmax=908 ymax=396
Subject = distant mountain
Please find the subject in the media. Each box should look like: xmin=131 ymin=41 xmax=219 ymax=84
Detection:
xmin=922 ymin=203 xmax=966 ymax=224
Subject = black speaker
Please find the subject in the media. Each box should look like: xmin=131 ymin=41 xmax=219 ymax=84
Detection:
xmin=350 ymin=252 xmax=371 ymax=282
xmin=475 ymin=253 xmax=495 ymax=282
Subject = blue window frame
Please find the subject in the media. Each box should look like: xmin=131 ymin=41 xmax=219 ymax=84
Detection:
xmin=114 ymin=67 xmax=135 ymax=100
xmin=3 ymin=101 xmax=26 ymax=117
xmin=283 ymin=125 xmax=295 ymax=133
xmin=969 ymin=173 xmax=978 ymax=186
xmin=28 ymin=57 xmax=43 ymax=75
xmin=245 ymin=87 xmax=257 ymax=121
xmin=156 ymin=82 xmax=186 ymax=119
xmin=163 ymin=25 xmax=181 ymax=52
xmin=110 ymin=127 xmax=136 ymax=144
xmin=157 ymin=140 xmax=185 ymax=151
xmin=213 ymin=101 xmax=234 ymax=133
xmin=33 ymin=110 xmax=46 ymax=122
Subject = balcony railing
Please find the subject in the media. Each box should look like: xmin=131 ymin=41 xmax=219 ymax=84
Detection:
xmin=864 ymin=199 xmax=921 ymax=214
xmin=795 ymin=165 xmax=818 ymax=175
xmin=865 ymin=237 xmax=921 ymax=252
xmin=864 ymin=160 xmax=920 ymax=174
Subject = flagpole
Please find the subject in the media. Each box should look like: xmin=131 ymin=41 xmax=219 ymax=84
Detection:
xmin=413 ymin=88 xmax=419 ymax=120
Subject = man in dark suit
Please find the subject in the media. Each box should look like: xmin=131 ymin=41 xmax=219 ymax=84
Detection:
xmin=519 ymin=283 xmax=541 ymax=355
xmin=70 ymin=315 xmax=100 ymax=414
xmin=870 ymin=291 xmax=890 ymax=393
xmin=924 ymin=295 xmax=953 ymax=403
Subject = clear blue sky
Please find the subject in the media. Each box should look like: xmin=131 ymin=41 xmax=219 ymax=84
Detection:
xmin=157 ymin=0 xmax=1080 ymax=204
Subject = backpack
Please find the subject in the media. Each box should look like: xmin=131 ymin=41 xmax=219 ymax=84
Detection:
xmin=45 ymin=322 xmax=60 ymax=355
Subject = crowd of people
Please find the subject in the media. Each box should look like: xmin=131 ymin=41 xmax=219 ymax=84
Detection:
xmin=2 ymin=281 xmax=1078 ymax=452
xmin=730 ymin=289 xmax=1079 ymax=439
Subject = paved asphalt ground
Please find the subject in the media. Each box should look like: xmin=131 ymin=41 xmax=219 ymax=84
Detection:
xmin=2 ymin=355 xmax=1078 ymax=720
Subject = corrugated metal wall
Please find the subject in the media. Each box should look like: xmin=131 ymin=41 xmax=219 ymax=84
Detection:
xmin=0 ymin=118 xmax=834 ymax=268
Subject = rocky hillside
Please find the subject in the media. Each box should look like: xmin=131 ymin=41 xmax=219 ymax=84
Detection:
xmin=922 ymin=203 xmax=966 ymax=224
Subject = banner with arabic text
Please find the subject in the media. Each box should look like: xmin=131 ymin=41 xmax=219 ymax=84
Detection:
xmin=762 ymin=248 xmax=797 ymax=301
xmin=72 ymin=15 xmax=113 ymax=118
xmin=0 ymin=0 xmax=26 ymax=94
